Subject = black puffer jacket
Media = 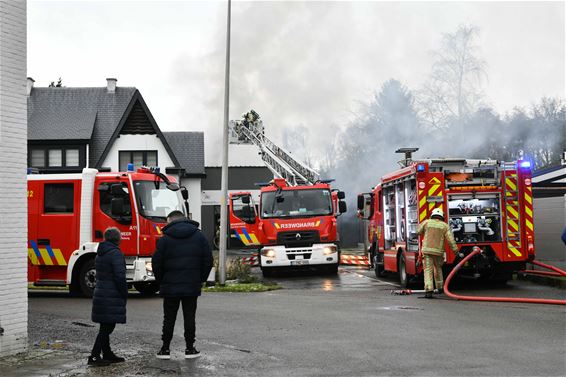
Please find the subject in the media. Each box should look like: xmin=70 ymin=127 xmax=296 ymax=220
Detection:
xmin=152 ymin=219 xmax=213 ymax=297
xmin=91 ymin=241 xmax=127 ymax=324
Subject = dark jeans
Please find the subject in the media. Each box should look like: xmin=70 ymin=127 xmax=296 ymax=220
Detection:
xmin=91 ymin=323 xmax=116 ymax=357
xmin=161 ymin=296 xmax=198 ymax=349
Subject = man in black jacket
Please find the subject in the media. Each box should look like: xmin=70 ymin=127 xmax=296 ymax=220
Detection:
xmin=152 ymin=211 xmax=213 ymax=359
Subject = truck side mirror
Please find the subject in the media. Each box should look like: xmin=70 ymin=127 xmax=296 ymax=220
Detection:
xmin=357 ymin=195 xmax=364 ymax=211
xmin=241 ymin=195 xmax=251 ymax=204
xmin=337 ymin=191 xmax=345 ymax=200
xmin=339 ymin=201 xmax=347 ymax=214
xmin=111 ymin=197 xmax=125 ymax=216
xmin=181 ymin=186 xmax=189 ymax=200
xmin=167 ymin=183 xmax=180 ymax=191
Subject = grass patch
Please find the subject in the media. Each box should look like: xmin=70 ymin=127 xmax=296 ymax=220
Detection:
xmin=204 ymin=282 xmax=281 ymax=293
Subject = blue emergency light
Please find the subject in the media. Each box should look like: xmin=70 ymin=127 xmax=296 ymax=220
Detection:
xmin=127 ymin=163 xmax=134 ymax=172
xmin=417 ymin=164 xmax=426 ymax=172
xmin=519 ymin=161 xmax=531 ymax=169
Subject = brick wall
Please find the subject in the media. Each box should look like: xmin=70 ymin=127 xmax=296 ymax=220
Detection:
xmin=0 ymin=0 xmax=28 ymax=357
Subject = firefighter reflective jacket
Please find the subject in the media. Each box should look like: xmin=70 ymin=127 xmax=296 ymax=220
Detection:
xmin=417 ymin=219 xmax=458 ymax=256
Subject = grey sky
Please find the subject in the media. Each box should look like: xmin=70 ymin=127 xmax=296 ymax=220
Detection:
xmin=28 ymin=1 xmax=565 ymax=165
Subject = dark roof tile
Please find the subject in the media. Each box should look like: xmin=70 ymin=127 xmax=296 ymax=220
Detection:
xmin=163 ymin=132 xmax=205 ymax=175
xmin=28 ymin=87 xmax=137 ymax=167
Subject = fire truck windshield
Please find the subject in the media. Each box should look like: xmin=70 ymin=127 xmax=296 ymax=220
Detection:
xmin=261 ymin=189 xmax=332 ymax=218
xmin=133 ymin=180 xmax=185 ymax=220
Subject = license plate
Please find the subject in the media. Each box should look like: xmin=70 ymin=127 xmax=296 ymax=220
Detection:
xmin=295 ymin=255 xmax=304 ymax=260
xmin=291 ymin=260 xmax=309 ymax=266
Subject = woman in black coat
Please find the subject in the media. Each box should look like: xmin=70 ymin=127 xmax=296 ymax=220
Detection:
xmin=88 ymin=227 xmax=128 ymax=366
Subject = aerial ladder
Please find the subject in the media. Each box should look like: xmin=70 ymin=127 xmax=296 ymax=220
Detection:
xmin=229 ymin=110 xmax=320 ymax=186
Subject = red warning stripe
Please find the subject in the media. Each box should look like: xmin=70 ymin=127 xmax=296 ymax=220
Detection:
xmin=239 ymin=254 xmax=259 ymax=266
xmin=340 ymin=255 xmax=370 ymax=266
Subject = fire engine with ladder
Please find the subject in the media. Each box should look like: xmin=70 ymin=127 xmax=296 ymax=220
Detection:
xmin=357 ymin=148 xmax=535 ymax=287
xmin=27 ymin=166 xmax=189 ymax=297
xmin=228 ymin=110 xmax=347 ymax=276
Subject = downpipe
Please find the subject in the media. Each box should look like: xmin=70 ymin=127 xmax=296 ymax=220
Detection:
xmin=444 ymin=247 xmax=566 ymax=306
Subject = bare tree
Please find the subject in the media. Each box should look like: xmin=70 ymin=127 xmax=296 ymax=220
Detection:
xmin=530 ymin=97 xmax=566 ymax=168
xmin=418 ymin=25 xmax=487 ymax=131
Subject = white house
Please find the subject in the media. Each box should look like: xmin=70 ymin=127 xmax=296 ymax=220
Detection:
xmin=26 ymin=78 xmax=205 ymax=224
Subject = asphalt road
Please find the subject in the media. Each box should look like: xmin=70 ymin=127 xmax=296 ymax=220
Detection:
xmin=16 ymin=267 xmax=566 ymax=376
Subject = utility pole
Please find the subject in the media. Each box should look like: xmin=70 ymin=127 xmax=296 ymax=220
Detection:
xmin=218 ymin=0 xmax=231 ymax=285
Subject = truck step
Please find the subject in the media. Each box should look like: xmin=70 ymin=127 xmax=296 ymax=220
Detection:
xmin=34 ymin=280 xmax=66 ymax=287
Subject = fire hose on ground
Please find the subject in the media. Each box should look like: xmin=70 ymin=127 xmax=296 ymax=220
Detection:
xmin=443 ymin=247 xmax=566 ymax=306
xmin=519 ymin=259 xmax=566 ymax=277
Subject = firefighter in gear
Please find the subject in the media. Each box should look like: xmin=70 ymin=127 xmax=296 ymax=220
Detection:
xmin=417 ymin=208 xmax=458 ymax=298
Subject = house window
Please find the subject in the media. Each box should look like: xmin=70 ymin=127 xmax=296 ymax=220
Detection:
xmin=31 ymin=149 xmax=45 ymax=167
xmin=29 ymin=146 xmax=85 ymax=170
xmin=48 ymin=149 xmax=62 ymax=167
xmin=119 ymin=150 xmax=158 ymax=171
xmin=66 ymin=149 xmax=80 ymax=166
xmin=44 ymin=183 xmax=74 ymax=213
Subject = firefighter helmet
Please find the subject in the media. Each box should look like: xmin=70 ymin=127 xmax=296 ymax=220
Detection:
xmin=431 ymin=208 xmax=444 ymax=219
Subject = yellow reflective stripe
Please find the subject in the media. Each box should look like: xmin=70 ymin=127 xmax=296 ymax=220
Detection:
xmin=506 ymin=205 xmax=519 ymax=219
xmin=249 ymin=234 xmax=260 ymax=245
xmin=419 ymin=211 xmax=427 ymax=221
xmin=428 ymin=177 xmax=441 ymax=184
xmin=39 ymin=249 xmax=54 ymax=265
xmin=234 ymin=231 xmax=248 ymax=245
xmin=53 ymin=249 xmax=67 ymax=266
xmin=508 ymin=244 xmax=522 ymax=257
xmin=524 ymin=194 xmax=532 ymax=205
xmin=506 ymin=178 xmax=517 ymax=191
xmin=428 ymin=185 xmax=440 ymax=197
xmin=28 ymin=248 xmax=40 ymax=265
xmin=508 ymin=219 xmax=519 ymax=232
xmin=419 ymin=196 xmax=426 ymax=208
xmin=525 ymin=206 xmax=533 ymax=218
xmin=526 ymin=219 xmax=534 ymax=231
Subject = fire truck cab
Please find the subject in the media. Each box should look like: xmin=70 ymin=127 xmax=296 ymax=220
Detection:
xmin=27 ymin=166 xmax=189 ymax=297
xmin=358 ymin=157 xmax=535 ymax=287
xmin=229 ymin=178 xmax=347 ymax=275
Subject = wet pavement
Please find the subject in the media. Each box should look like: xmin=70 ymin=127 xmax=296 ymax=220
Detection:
xmin=2 ymin=266 xmax=565 ymax=376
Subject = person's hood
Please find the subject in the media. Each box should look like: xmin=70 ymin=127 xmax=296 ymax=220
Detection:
xmin=97 ymin=241 xmax=119 ymax=256
xmin=163 ymin=218 xmax=199 ymax=239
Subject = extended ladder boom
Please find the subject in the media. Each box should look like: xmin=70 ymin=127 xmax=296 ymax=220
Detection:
xmin=230 ymin=110 xmax=320 ymax=186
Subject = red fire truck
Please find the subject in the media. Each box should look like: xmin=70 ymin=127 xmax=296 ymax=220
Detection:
xmin=357 ymin=149 xmax=535 ymax=287
xmin=27 ymin=166 xmax=189 ymax=297
xmin=227 ymin=111 xmax=347 ymax=275
xmin=229 ymin=178 xmax=346 ymax=275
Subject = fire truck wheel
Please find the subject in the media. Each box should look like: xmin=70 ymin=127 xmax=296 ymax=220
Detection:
xmin=398 ymin=256 xmax=409 ymax=288
xmin=374 ymin=250 xmax=386 ymax=278
xmin=134 ymin=282 xmax=159 ymax=295
xmin=79 ymin=259 xmax=96 ymax=298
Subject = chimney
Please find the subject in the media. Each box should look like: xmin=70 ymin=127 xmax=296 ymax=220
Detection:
xmin=106 ymin=78 xmax=117 ymax=93
xmin=26 ymin=77 xmax=35 ymax=96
